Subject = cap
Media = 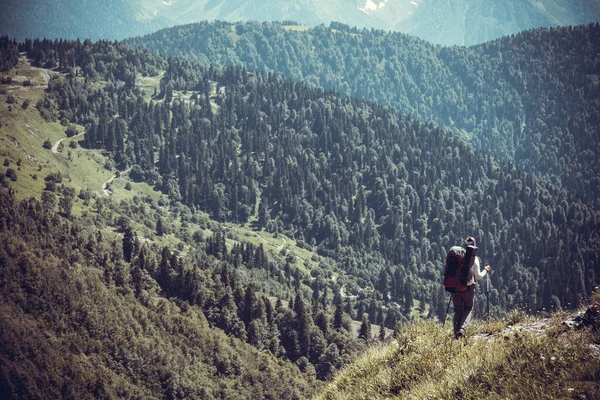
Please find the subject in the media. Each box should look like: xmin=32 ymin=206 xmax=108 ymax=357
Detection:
xmin=464 ymin=236 xmax=476 ymax=247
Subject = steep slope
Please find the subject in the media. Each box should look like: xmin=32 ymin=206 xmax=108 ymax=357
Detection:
xmin=0 ymin=52 xmax=364 ymax=388
xmin=0 ymin=190 xmax=318 ymax=399
xmin=317 ymin=299 xmax=600 ymax=399
xmin=2 ymin=30 xmax=600 ymax=398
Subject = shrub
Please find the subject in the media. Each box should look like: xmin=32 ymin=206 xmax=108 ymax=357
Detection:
xmin=5 ymin=168 xmax=17 ymax=181
xmin=506 ymin=308 xmax=529 ymax=326
xmin=44 ymin=180 xmax=56 ymax=191
xmin=65 ymin=125 xmax=78 ymax=137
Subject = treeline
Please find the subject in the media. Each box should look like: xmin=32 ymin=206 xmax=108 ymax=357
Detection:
xmin=20 ymin=36 xmax=164 ymax=79
xmin=126 ymin=21 xmax=600 ymax=202
xmin=0 ymin=36 xmax=19 ymax=71
xmin=22 ymin=37 xmax=600 ymax=322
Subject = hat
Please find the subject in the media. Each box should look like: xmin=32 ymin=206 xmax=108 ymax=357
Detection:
xmin=464 ymin=236 xmax=476 ymax=247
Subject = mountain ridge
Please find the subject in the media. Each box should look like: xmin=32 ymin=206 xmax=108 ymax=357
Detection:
xmin=2 ymin=0 xmax=599 ymax=45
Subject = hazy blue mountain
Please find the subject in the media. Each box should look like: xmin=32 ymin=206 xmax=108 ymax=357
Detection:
xmin=2 ymin=0 xmax=599 ymax=44
xmin=0 ymin=0 xmax=164 ymax=41
xmin=390 ymin=0 xmax=600 ymax=45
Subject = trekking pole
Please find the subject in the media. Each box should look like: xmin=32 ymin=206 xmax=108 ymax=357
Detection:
xmin=442 ymin=296 xmax=451 ymax=327
xmin=486 ymin=273 xmax=491 ymax=321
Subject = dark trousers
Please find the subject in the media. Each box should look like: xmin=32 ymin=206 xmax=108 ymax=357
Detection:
xmin=451 ymin=286 xmax=475 ymax=336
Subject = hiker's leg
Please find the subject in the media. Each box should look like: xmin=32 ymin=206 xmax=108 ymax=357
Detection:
xmin=464 ymin=290 xmax=476 ymax=326
xmin=451 ymin=294 xmax=464 ymax=336
xmin=457 ymin=288 xmax=475 ymax=335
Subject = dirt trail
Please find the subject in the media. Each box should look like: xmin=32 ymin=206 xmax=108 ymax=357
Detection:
xmin=52 ymin=131 xmax=85 ymax=153
xmin=23 ymin=57 xmax=52 ymax=85
xmin=102 ymin=167 xmax=132 ymax=196
xmin=255 ymin=231 xmax=290 ymax=253
xmin=473 ymin=319 xmax=552 ymax=344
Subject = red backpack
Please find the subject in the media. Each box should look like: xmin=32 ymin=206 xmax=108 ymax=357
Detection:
xmin=443 ymin=245 xmax=477 ymax=293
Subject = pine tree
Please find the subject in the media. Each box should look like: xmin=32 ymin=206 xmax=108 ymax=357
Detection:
xmin=122 ymin=226 xmax=135 ymax=262
xmin=294 ymin=293 xmax=313 ymax=358
xmin=358 ymin=315 xmax=371 ymax=342
xmin=378 ymin=323 xmax=386 ymax=341
xmin=157 ymin=246 xmax=171 ymax=293
xmin=333 ymin=304 xmax=344 ymax=331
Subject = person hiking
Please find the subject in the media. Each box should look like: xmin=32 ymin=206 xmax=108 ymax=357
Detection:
xmin=445 ymin=236 xmax=491 ymax=339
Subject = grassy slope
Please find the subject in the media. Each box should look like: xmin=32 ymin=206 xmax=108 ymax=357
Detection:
xmin=317 ymin=299 xmax=600 ymax=400
xmin=0 ymin=55 xmax=113 ymax=200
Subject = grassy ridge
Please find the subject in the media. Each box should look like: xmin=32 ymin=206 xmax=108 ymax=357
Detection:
xmin=317 ymin=299 xmax=600 ymax=399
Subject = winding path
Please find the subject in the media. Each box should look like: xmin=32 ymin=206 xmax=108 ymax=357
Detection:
xmin=102 ymin=167 xmax=132 ymax=196
xmin=52 ymin=131 xmax=85 ymax=153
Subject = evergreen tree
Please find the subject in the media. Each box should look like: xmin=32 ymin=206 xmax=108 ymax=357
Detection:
xmin=333 ymin=304 xmax=344 ymax=331
xmin=122 ymin=226 xmax=135 ymax=262
xmin=358 ymin=316 xmax=372 ymax=342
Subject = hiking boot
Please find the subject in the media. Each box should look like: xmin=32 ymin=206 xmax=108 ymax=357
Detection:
xmin=454 ymin=331 xmax=464 ymax=340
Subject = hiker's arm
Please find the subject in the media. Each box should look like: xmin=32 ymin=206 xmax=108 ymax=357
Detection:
xmin=473 ymin=257 xmax=488 ymax=280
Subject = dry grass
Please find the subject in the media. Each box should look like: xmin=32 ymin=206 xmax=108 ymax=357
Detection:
xmin=317 ymin=296 xmax=600 ymax=400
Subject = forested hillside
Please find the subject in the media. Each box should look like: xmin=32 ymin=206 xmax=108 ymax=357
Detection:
xmin=0 ymin=43 xmax=369 ymax=395
xmin=126 ymin=21 xmax=600 ymax=202
xmin=16 ymin=36 xmax=600 ymax=325
xmin=1 ymin=8 xmax=599 ymax=399
xmin=0 ymin=188 xmax=324 ymax=398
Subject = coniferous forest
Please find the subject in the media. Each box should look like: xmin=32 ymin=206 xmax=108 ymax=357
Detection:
xmin=127 ymin=21 xmax=600 ymax=201
xmin=0 ymin=19 xmax=599 ymax=400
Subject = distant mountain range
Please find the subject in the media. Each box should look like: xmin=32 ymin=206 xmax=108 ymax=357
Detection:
xmin=2 ymin=0 xmax=599 ymax=45
xmin=396 ymin=0 xmax=600 ymax=45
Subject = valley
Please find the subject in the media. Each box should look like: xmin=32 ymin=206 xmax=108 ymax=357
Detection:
xmin=0 ymin=11 xmax=599 ymax=399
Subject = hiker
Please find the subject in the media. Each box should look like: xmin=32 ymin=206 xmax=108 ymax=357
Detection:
xmin=446 ymin=236 xmax=491 ymax=339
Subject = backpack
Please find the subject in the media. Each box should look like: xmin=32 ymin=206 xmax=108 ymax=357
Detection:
xmin=443 ymin=245 xmax=478 ymax=293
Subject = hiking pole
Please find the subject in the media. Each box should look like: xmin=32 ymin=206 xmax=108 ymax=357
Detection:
xmin=486 ymin=273 xmax=491 ymax=321
xmin=442 ymin=296 xmax=452 ymax=327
